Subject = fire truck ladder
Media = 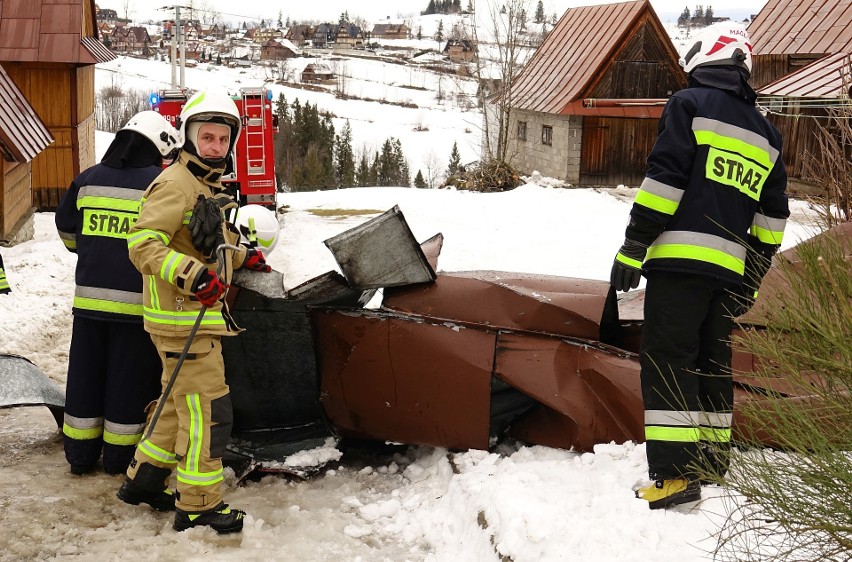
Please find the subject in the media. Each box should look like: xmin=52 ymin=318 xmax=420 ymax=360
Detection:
xmin=241 ymin=88 xmax=266 ymax=175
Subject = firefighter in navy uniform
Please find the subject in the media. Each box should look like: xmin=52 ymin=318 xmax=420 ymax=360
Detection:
xmin=0 ymin=252 xmax=10 ymax=293
xmin=55 ymin=111 xmax=181 ymax=477
xmin=116 ymin=89 xmax=272 ymax=534
xmin=609 ymin=22 xmax=789 ymax=509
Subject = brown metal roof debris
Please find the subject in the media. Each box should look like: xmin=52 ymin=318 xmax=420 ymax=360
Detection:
xmin=758 ymin=52 xmax=852 ymax=97
xmin=0 ymin=64 xmax=53 ymax=162
xmin=749 ymin=0 xmax=852 ymax=56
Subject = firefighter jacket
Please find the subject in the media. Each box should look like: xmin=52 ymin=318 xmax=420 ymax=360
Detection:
xmin=625 ymin=79 xmax=790 ymax=286
xmin=0 ymin=252 xmax=9 ymax=293
xmin=127 ymin=151 xmax=248 ymax=338
xmin=55 ymin=164 xmax=164 ymax=321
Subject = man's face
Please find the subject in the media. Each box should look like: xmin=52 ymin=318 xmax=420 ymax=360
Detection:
xmin=195 ymin=122 xmax=231 ymax=159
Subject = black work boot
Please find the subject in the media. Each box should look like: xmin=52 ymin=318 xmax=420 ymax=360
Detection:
xmin=173 ymin=502 xmax=246 ymax=534
xmin=117 ymin=478 xmax=176 ymax=511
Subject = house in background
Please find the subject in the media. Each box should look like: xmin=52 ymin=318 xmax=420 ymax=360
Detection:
xmin=495 ymin=0 xmax=685 ymax=186
xmin=260 ymin=38 xmax=300 ymax=61
xmin=301 ymin=63 xmax=335 ymax=84
xmin=0 ymin=66 xmax=53 ymax=243
xmin=371 ymin=21 xmax=410 ymax=40
xmin=334 ymin=23 xmax=365 ymax=49
xmin=0 ymin=0 xmax=115 ymax=210
xmin=748 ymin=0 xmax=852 ymax=190
xmin=444 ymin=38 xmax=475 ymax=63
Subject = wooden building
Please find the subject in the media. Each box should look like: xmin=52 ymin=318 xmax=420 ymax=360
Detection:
xmin=748 ymin=0 xmax=852 ymax=187
xmin=0 ymin=65 xmax=53 ymax=242
xmin=301 ymin=63 xmax=334 ymax=83
xmin=260 ymin=38 xmax=300 ymax=61
xmin=748 ymin=0 xmax=852 ymax=90
xmin=334 ymin=23 xmax=365 ymax=49
xmin=496 ymin=0 xmax=685 ymax=186
xmin=0 ymin=0 xmax=115 ymax=210
xmin=444 ymin=38 xmax=475 ymax=63
xmin=371 ymin=22 xmax=410 ymax=40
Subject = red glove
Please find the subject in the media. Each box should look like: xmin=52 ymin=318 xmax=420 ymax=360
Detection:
xmin=192 ymin=270 xmax=227 ymax=307
xmin=243 ymin=248 xmax=271 ymax=272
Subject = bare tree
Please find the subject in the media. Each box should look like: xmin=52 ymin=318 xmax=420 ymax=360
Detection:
xmin=472 ymin=0 xmax=534 ymax=163
xmin=422 ymin=150 xmax=442 ymax=188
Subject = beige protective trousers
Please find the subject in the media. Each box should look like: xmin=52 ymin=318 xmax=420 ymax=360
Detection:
xmin=126 ymin=334 xmax=233 ymax=512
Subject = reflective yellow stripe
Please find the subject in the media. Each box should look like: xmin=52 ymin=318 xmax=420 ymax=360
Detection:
xmin=186 ymin=393 xmax=203 ymax=474
xmin=635 ymin=189 xmax=680 ymax=215
xmin=73 ymin=296 xmax=144 ymax=316
xmin=645 ymin=425 xmax=700 ymax=442
xmin=750 ymin=213 xmax=786 ymax=246
xmin=693 ymin=128 xmax=774 ymax=169
xmin=159 ymin=251 xmax=184 ymax=283
xmin=63 ymin=423 xmax=103 ymax=440
xmin=77 ymin=195 xmax=141 ymax=213
xmin=143 ymin=307 xmax=226 ymax=327
xmin=139 ymin=439 xmax=178 ymax=464
xmin=615 ymin=252 xmax=643 ymax=269
xmin=699 ymin=426 xmax=732 ymax=443
xmin=176 ymin=467 xmax=224 ymax=486
xmin=103 ymin=429 xmax=143 ymax=446
xmin=646 ymin=243 xmax=745 ymax=274
xmin=148 ymin=275 xmax=160 ymax=310
xmin=128 ymin=229 xmax=169 ymax=249
xmin=183 ymin=211 xmax=193 ymax=225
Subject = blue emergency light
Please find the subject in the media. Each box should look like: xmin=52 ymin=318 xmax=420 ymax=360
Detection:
xmin=149 ymin=92 xmax=160 ymax=106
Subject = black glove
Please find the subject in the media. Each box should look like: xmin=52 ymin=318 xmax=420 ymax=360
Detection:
xmin=188 ymin=195 xmax=225 ymax=258
xmin=730 ymin=247 xmax=774 ymax=317
xmin=610 ymin=239 xmax=648 ymax=292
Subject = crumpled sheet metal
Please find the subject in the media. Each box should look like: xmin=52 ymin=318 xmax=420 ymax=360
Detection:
xmin=313 ymin=308 xmax=495 ymax=450
xmin=0 ymin=354 xmax=64 ymax=428
xmin=494 ymin=332 xmax=643 ymax=451
xmin=384 ymin=271 xmax=619 ymax=342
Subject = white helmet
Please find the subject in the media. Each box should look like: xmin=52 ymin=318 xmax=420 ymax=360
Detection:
xmin=234 ymin=205 xmax=281 ymax=255
xmin=122 ymin=110 xmax=182 ymax=157
xmin=680 ymin=22 xmax=752 ymax=76
xmin=178 ymin=88 xmax=242 ymax=155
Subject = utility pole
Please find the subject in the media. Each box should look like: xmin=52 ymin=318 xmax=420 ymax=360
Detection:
xmin=162 ymin=5 xmax=191 ymax=88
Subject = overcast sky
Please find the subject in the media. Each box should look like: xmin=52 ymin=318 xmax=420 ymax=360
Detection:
xmin=110 ymin=0 xmax=769 ymax=27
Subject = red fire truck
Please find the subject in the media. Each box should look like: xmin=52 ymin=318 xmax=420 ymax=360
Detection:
xmin=149 ymin=87 xmax=278 ymax=207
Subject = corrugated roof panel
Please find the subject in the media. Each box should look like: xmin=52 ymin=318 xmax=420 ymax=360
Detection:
xmin=0 ymin=64 xmax=53 ymax=162
xmin=81 ymin=36 xmax=116 ymax=63
xmin=758 ymin=52 xmax=852 ymax=97
xmin=750 ymin=0 xmax=852 ymax=55
xmin=509 ymin=0 xmax=649 ymax=115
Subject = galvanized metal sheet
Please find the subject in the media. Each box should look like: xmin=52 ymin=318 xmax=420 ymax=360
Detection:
xmin=0 ymin=353 xmax=64 ymax=427
xmin=323 ymin=205 xmax=436 ymax=289
xmin=0 ymin=64 xmax=53 ymax=162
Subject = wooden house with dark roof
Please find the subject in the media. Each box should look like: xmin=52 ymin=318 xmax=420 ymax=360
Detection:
xmin=497 ymin=0 xmax=685 ymax=187
xmin=0 ymin=65 xmax=53 ymax=242
xmin=0 ymin=0 xmax=115 ymax=210
xmin=747 ymin=0 xmax=852 ymax=189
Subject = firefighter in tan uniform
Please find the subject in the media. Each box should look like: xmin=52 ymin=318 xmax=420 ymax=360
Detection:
xmin=116 ymin=89 xmax=272 ymax=534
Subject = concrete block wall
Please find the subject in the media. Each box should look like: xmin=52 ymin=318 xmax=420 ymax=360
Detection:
xmin=505 ymin=109 xmax=583 ymax=185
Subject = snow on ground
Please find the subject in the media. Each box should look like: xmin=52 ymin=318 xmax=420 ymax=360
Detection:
xmin=0 ymin=182 xmax=819 ymax=562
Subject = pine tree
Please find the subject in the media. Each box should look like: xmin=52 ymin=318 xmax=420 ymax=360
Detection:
xmin=435 ymin=19 xmax=444 ymax=43
xmin=335 ymin=121 xmax=355 ymax=188
xmin=425 ymin=0 xmax=436 ymax=15
xmin=466 ymin=0 xmax=474 ymax=13
xmin=277 ymin=10 xmax=283 ymax=27
xmin=678 ymin=6 xmax=691 ymax=26
xmin=534 ymin=0 xmax=545 ymax=23
xmin=414 ymin=170 xmax=427 ymax=188
xmin=368 ymin=151 xmax=379 ymax=186
xmin=355 ymin=153 xmax=371 ymax=187
xmin=447 ymin=141 xmax=461 ymax=177
xmin=704 ymin=5 xmax=714 ymax=24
